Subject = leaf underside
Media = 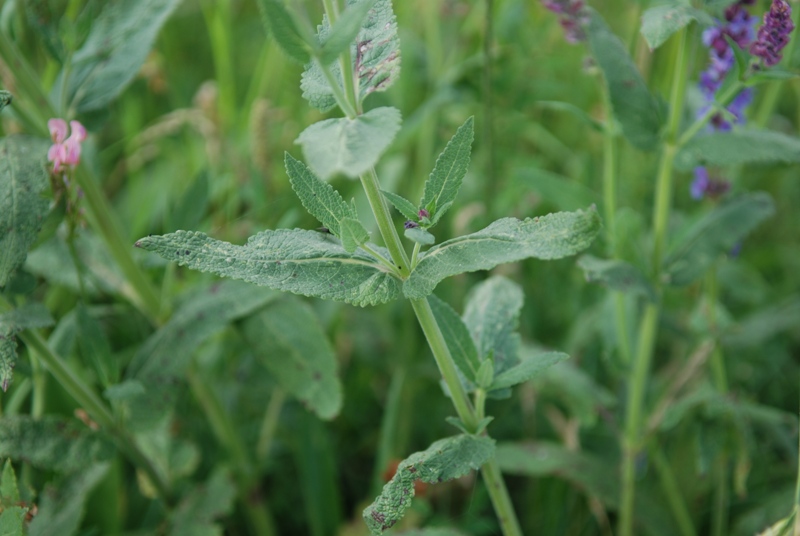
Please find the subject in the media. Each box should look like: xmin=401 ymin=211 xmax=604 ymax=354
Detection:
xmin=674 ymin=129 xmax=800 ymax=170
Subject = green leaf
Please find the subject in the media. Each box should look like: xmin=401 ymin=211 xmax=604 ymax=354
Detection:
xmin=394 ymin=529 xmax=468 ymax=536
xmin=663 ymin=192 xmax=775 ymax=286
xmin=419 ymin=117 xmax=474 ymax=225
xmin=476 ymin=360 xmax=494 ymax=389
xmin=67 ymin=0 xmax=181 ymax=112
xmin=463 ymin=276 xmax=523 ymax=376
xmin=257 ymin=0 xmax=311 ymax=64
xmin=0 ymin=90 xmax=11 ymax=112
xmin=318 ymin=0 xmax=378 ymax=65
xmin=490 ymin=351 xmax=569 ymax=390
xmin=0 ymin=303 xmax=55 ymax=392
xmin=242 ymin=297 xmax=342 ymax=420
xmin=428 ymin=295 xmax=481 ymax=383
xmin=515 ymin=167 xmax=600 ymax=212
xmin=0 ymin=416 xmax=114 ymax=472
xmin=76 ymin=303 xmax=117 ymax=388
xmin=577 ymin=255 xmax=656 ymax=301
xmin=588 ymin=10 xmax=662 ymax=150
xmin=296 ymin=106 xmax=401 ymax=180
xmin=0 ymin=136 xmax=50 ymax=287
xmin=675 ymin=130 xmax=800 ymax=170
xmin=135 ymin=229 xmax=400 ymax=307
xmin=28 ymin=464 xmax=109 ymax=536
xmin=404 ymin=227 xmax=435 ymax=245
xmin=640 ymin=4 xmax=711 ymax=50
xmin=404 ymin=209 xmax=601 ymax=299
xmin=0 ymin=506 xmax=26 ymax=536
xmin=0 ymin=460 xmax=20 ymax=503
xmin=170 ymin=469 xmax=236 ymax=536
xmin=381 ymin=190 xmax=419 ymax=222
xmin=363 ymin=435 xmax=495 ymax=535
xmin=340 ymin=217 xmax=370 ymax=253
xmin=533 ymin=358 xmax=616 ymax=426
xmin=723 ymin=296 xmax=800 ymax=348
xmin=284 ymin=152 xmax=362 ymax=241
xmin=745 ymin=69 xmax=800 ymax=86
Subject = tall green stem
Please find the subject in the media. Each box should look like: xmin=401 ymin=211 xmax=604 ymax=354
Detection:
xmin=619 ymin=29 xmax=690 ymax=536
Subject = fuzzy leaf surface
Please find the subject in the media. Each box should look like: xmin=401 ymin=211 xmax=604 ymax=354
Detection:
xmin=340 ymin=217 xmax=371 ymax=252
xmin=28 ymin=464 xmax=109 ymax=536
xmin=0 ymin=136 xmax=50 ymax=287
xmin=404 ymin=209 xmax=601 ymax=299
xmin=675 ymin=130 xmax=800 ymax=170
xmin=0 ymin=416 xmax=114 ymax=472
xmin=296 ymin=106 xmax=401 ymax=180
xmin=0 ymin=303 xmax=54 ymax=392
xmin=319 ymin=0 xmax=378 ymax=65
xmin=67 ymin=0 xmax=181 ymax=112
xmin=588 ymin=11 xmax=662 ymax=150
xmin=242 ymin=297 xmax=342 ymax=420
xmin=578 ymin=255 xmax=656 ymax=301
xmin=0 ymin=506 xmax=26 ymax=536
xmin=1 ymin=460 xmax=20 ymax=502
xmin=363 ymin=435 xmax=495 ymax=534
xmin=382 ymin=190 xmax=418 ymax=221
xmin=428 ymin=295 xmax=481 ymax=383
xmin=419 ymin=117 xmax=474 ymax=224
xmin=663 ymin=193 xmax=774 ymax=286
xmin=404 ymin=227 xmax=435 ymax=245
xmin=135 ymin=229 xmax=400 ymax=306
xmin=0 ymin=90 xmax=11 ymax=112
xmin=490 ymin=351 xmax=569 ymax=390
xmin=641 ymin=4 xmax=711 ymax=50
xmin=301 ymin=0 xmax=400 ymax=111
xmin=170 ymin=469 xmax=236 ymax=536
xmin=257 ymin=0 xmax=311 ymax=63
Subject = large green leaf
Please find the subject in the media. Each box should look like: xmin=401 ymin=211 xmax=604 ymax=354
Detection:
xmin=135 ymin=229 xmax=400 ymax=306
xmin=577 ymin=254 xmax=656 ymax=301
xmin=0 ymin=136 xmax=50 ymax=287
xmin=285 ymin=153 xmax=369 ymax=252
xmin=257 ymin=0 xmax=312 ymax=64
xmin=663 ymin=192 xmax=775 ymax=286
xmin=0 ymin=416 xmax=114 ymax=473
xmin=363 ymin=435 xmax=495 ymax=535
xmin=403 ymin=209 xmax=601 ymax=299
xmin=588 ymin=11 xmax=662 ymax=150
xmin=66 ymin=0 xmax=181 ymax=112
xmin=675 ymin=130 xmax=800 ymax=170
xmin=301 ymin=0 xmax=400 ymax=112
xmin=640 ymin=4 xmax=711 ymax=50
xmin=170 ymin=469 xmax=236 ymax=536
xmin=242 ymin=297 xmax=342 ymax=420
xmin=296 ymin=106 xmax=401 ymax=180
xmin=0 ymin=303 xmax=55 ymax=392
xmin=428 ymin=295 xmax=481 ymax=384
xmin=419 ymin=117 xmax=474 ymax=225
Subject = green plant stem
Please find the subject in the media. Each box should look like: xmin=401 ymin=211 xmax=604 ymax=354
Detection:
xmin=483 ymin=0 xmax=496 ymax=194
xmin=650 ymin=443 xmax=697 ymax=536
xmin=314 ymin=57 xmax=357 ymax=119
xmin=187 ymin=364 xmax=276 ymax=536
xmin=359 ymin=169 xmax=411 ymax=276
xmin=29 ymin=351 xmax=46 ymax=419
xmin=676 ymin=81 xmax=743 ymax=148
xmin=619 ymin=29 xmax=690 ymax=536
xmin=481 ymin=458 xmax=523 ymax=536
xmin=201 ymin=0 xmax=237 ymax=130
xmin=371 ymin=366 xmax=406 ymax=494
xmin=410 ymin=242 xmax=422 ymax=269
xmin=257 ymin=387 xmax=286 ymax=465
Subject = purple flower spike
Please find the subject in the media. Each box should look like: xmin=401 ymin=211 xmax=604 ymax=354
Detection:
xmin=751 ymin=0 xmax=794 ymax=66
xmin=542 ymin=0 xmax=589 ymax=43
xmin=404 ymin=220 xmax=419 ymax=229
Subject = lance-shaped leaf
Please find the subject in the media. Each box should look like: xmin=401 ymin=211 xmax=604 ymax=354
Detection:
xmin=419 ymin=117 xmax=474 ymax=224
xmin=490 ymin=351 xmax=569 ymax=391
xmin=285 ymin=153 xmax=369 ymax=252
xmin=675 ymin=130 xmax=800 ymax=170
xmin=577 ymin=255 xmax=656 ymax=301
xmin=135 ymin=229 xmax=400 ymax=307
xmin=302 ymin=0 xmax=400 ymax=111
xmin=0 ymin=90 xmax=11 ymax=112
xmin=0 ymin=136 xmax=50 ymax=287
xmin=257 ymin=0 xmax=312 ymax=63
xmin=242 ymin=297 xmax=342 ymax=420
xmin=641 ymin=4 xmax=711 ymax=50
xmin=663 ymin=193 xmax=774 ymax=286
xmin=428 ymin=295 xmax=481 ymax=384
xmin=296 ymin=106 xmax=401 ymax=180
xmin=363 ymin=435 xmax=495 ymax=535
xmin=0 ymin=303 xmax=55 ymax=392
xmin=463 ymin=276 xmax=523 ymax=375
xmin=0 ymin=460 xmax=25 ymax=534
xmin=403 ymin=209 xmax=601 ymax=299
xmin=319 ymin=0 xmax=378 ymax=65
xmin=588 ymin=10 xmax=662 ymax=150
xmin=382 ymin=190 xmax=418 ymax=222
xmin=66 ymin=0 xmax=181 ymax=112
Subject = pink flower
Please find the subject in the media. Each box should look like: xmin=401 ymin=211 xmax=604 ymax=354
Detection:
xmin=47 ymin=119 xmax=87 ymax=173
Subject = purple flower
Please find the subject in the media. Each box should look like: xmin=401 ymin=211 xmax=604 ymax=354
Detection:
xmin=750 ymin=0 xmax=794 ymax=66
xmin=542 ymin=0 xmax=589 ymax=43
xmin=47 ymin=118 xmax=87 ymax=173
xmin=417 ymin=208 xmax=430 ymax=219
xmin=691 ymin=167 xmax=731 ymax=200
xmin=404 ymin=220 xmax=419 ymax=229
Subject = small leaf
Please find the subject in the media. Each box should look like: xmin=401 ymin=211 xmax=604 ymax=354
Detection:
xmin=0 ymin=333 xmax=17 ymax=394
xmin=0 ymin=416 xmax=114 ymax=472
xmin=28 ymin=464 xmax=109 ymax=536
xmin=242 ymin=297 xmax=342 ymax=420
xmin=675 ymin=129 xmax=800 ymax=170
xmin=404 ymin=227 xmax=435 ymax=245
xmin=363 ymin=435 xmax=495 ymax=535
xmin=1 ymin=460 xmax=21 ymax=503
xmin=0 ymin=303 xmax=55 ymax=391
xmin=640 ymin=4 xmax=711 ymax=50
xmin=577 ymin=255 xmax=656 ymax=301
xmin=404 ymin=209 xmax=601 ymax=299
xmin=419 ymin=117 xmax=474 ymax=226
xmin=285 ymin=153 xmax=357 ymax=237
xmin=0 ymin=136 xmax=50 ymax=287
xmin=318 ymin=0 xmax=378 ymax=65
xmin=663 ymin=192 xmax=775 ymax=286
xmin=66 ymin=0 xmax=181 ymax=112
xmin=588 ymin=10 xmax=662 ymax=150
xmin=381 ymin=190 xmax=419 ymax=221
xmin=490 ymin=351 xmax=569 ymax=390
xmin=257 ymin=0 xmax=312 ymax=63
xmin=296 ymin=107 xmax=401 ymax=180
xmin=0 ymin=90 xmax=11 ymax=112
xmin=476 ymin=360 xmax=494 ymax=389
xmin=428 ymin=295 xmax=481 ymax=384
xmin=135 ymin=229 xmax=400 ymax=307
xmin=170 ymin=468 xmax=236 ymax=536
xmin=340 ymin=217 xmax=370 ymax=253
